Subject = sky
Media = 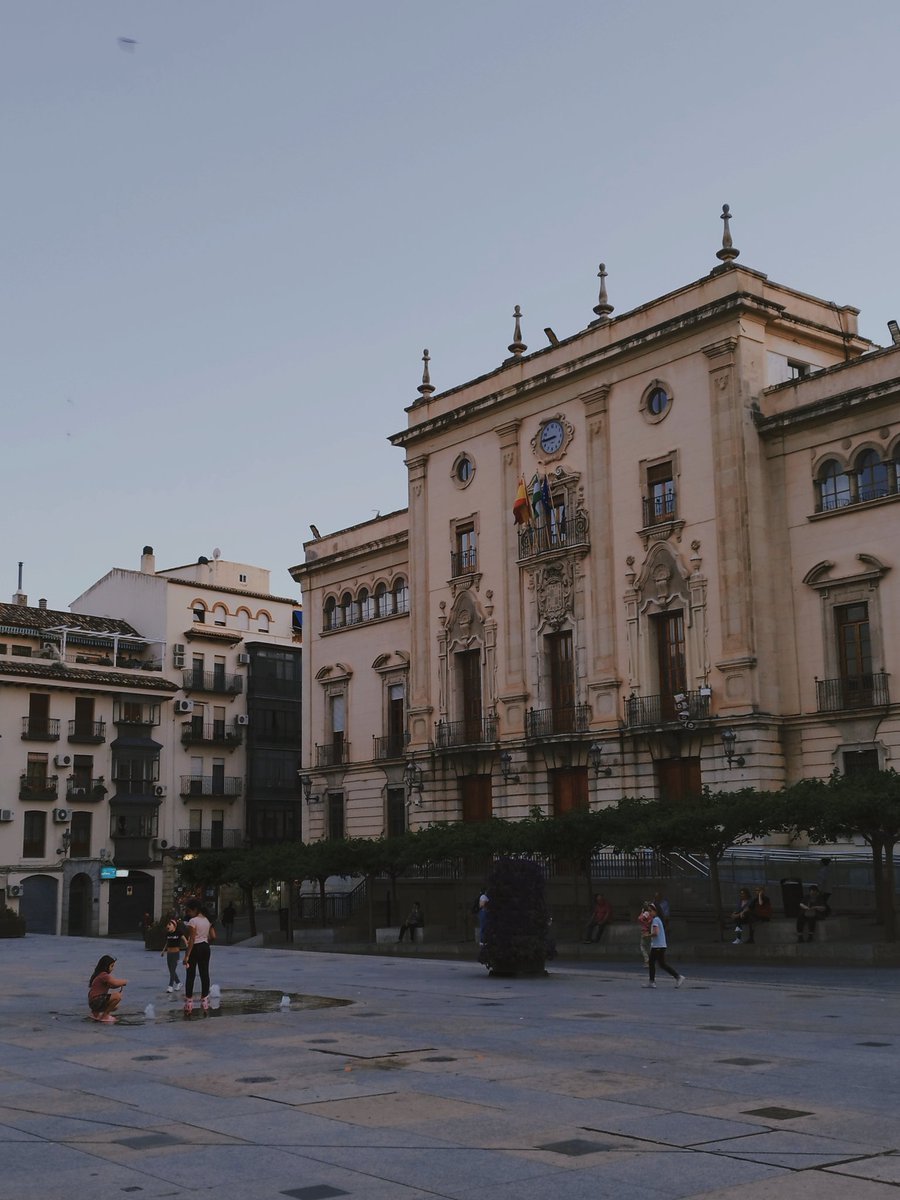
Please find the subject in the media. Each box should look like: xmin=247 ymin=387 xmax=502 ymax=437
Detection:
xmin=4 ymin=1 xmax=900 ymax=610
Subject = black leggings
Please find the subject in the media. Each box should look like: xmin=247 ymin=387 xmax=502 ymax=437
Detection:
xmin=649 ymin=947 xmax=679 ymax=981
xmin=185 ymin=942 xmax=211 ymax=999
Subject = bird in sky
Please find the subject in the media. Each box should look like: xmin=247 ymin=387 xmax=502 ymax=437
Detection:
xmin=117 ymin=37 xmax=137 ymax=52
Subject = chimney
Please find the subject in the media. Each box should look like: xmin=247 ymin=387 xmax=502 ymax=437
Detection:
xmin=140 ymin=545 xmax=156 ymax=574
xmin=38 ymin=598 xmax=47 ymax=610
xmin=12 ymin=562 xmax=26 ymax=605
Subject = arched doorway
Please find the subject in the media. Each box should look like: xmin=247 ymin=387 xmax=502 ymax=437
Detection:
xmin=67 ymin=872 xmax=94 ymax=936
xmin=108 ymin=872 xmax=155 ymax=936
xmin=20 ymin=874 xmax=59 ymax=934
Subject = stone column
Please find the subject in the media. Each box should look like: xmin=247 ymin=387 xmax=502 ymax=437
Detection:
xmin=406 ymin=454 xmax=432 ymax=747
xmin=582 ymin=385 xmax=620 ymax=724
xmin=495 ymin=421 xmax=527 ymax=733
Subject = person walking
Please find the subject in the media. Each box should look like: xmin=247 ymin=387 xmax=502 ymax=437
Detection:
xmin=644 ymin=902 xmax=685 ymax=989
xmin=161 ymin=914 xmax=186 ymax=993
xmin=182 ymin=899 xmax=216 ymax=1015
xmin=397 ymin=901 xmax=424 ymax=942
xmin=637 ymin=899 xmax=653 ymax=965
xmin=88 ymin=955 xmax=127 ymax=1023
xmin=222 ymin=902 xmax=236 ymax=945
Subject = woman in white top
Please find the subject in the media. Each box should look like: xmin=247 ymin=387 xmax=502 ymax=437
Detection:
xmin=182 ymin=899 xmax=216 ymax=1014
xmin=645 ymin=902 xmax=685 ymax=989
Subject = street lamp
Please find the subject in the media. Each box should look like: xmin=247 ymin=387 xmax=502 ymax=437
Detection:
xmin=300 ymin=775 xmax=322 ymax=805
xmin=589 ymin=741 xmax=612 ymax=777
xmin=403 ymin=757 xmax=424 ymax=805
xmin=721 ymin=728 xmax=745 ymax=769
xmin=57 ymin=829 xmax=72 ymax=858
xmin=499 ymin=750 xmax=520 ymax=784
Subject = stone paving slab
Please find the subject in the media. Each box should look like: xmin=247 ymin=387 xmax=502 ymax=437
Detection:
xmin=3 ymin=935 xmax=900 ymax=1200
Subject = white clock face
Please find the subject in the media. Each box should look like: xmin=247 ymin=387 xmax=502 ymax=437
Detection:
xmin=540 ymin=420 xmax=565 ymax=454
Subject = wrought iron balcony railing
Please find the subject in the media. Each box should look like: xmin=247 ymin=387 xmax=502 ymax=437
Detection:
xmin=525 ymin=703 xmax=591 ymax=738
xmin=179 ymin=775 xmax=243 ymax=798
xmin=67 ymin=779 xmax=108 ymax=802
xmin=373 ymin=734 xmax=406 ymax=761
xmin=450 ymin=548 xmax=478 ymax=577
xmin=624 ymin=689 xmax=711 ymax=728
xmin=21 ymin=717 xmax=60 ymax=741
xmin=642 ymin=491 xmax=677 ymax=527
xmin=517 ymin=512 xmax=589 ymax=561
xmin=182 ymin=669 xmax=243 ymax=695
xmin=434 ymin=716 xmax=498 ymax=748
xmin=180 ymin=722 xmax=243 ymax=748
xmin=68 ymin=719 xmax=106 ymax=744
xmin=178 ymin=828 xmax=244 ymax=850
xmin=19 ymin=774 xmax=59 ymax=801
xmin=315 ymin=742 xmax=350 ymax=768
xmin=816 ymin=673 xmax=890 ymax=712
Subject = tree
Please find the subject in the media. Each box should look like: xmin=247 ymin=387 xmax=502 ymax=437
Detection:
xmin=479 ymin=857 xmax=551 ymax=976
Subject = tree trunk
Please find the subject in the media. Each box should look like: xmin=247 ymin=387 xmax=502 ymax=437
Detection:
xmin=883 ymin=842 xmax=897 ymax=942
xmin=708 ymin=852 xmax=725 ymax=941
xmin=243 ymin=884 xmax=257 ymax=937
xmin=871 ymin=835 xmax=885 ymax=924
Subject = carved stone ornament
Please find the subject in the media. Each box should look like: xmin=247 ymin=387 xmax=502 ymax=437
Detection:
xmin=535 ymin=560 xmax=574 ymax=630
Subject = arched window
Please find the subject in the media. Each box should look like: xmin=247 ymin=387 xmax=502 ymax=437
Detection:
xmin=323 ymin=597 xmax=337 ymax=631
xmin=359 ymin=588 xmax=374 ymax=621
xmin=237 ymin=609 xmax=250 ymax=631
xmin=374 ymin=583 xmax=388 ymax=618
xmin=192 ymin=603 xmax=206 ymax=623
xmin=340 ymin=592 xmax=353 ymax=627
xmin=212 ymin=604 xmax=227 ymax=627
xmin=856 ymin=449 xmax=890 ymax=503
xmin=817 ymin=459 xmax=851 ymax=512
xmin=392 ymin=577 xmax=409 ymax=614
xmin=257 ymin=612 xmax=270 ymax=633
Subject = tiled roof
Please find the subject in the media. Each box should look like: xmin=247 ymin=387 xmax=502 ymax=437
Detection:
xmin=0 ymin=603 xmax=141 ymax=638
xmin=0 ymin=660 xmax=178 ymax=692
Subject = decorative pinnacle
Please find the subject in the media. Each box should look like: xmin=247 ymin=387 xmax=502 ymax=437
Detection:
xmin=417 ymin=348 xmax=435 ymax=399
xmin=716 ymin=204 xmax=740 ymax=264
xmin=507 ymin=305 xmax=527 ymax=357
xmin=592 ymin=262 xmax=614 ymax=321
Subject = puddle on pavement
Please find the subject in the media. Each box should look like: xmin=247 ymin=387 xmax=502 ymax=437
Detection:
xmin=90 ymin=990 xmax=353 ymax=1025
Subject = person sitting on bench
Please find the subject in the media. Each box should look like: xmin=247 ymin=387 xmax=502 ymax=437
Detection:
xmin=398 ymin=902 xmax=424 ymax=942
xmin=797 ymin=884 xmax=830 ymax=943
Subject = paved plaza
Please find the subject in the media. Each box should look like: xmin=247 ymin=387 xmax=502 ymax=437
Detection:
xmin=1 ymin=936 xmax=899 ymax=1200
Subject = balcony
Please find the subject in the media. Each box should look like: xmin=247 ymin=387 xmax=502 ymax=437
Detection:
xmin=112 ymin=779 xmax=159 ymax=797
xmin=373 ymin=734 xmax=406 ymax=761
xmin=526 ymin=704 xmax=591 ymax=739
xmin=113 ymin=703 xmax=160 ymax=727
xmin=624 ymin=690 xmax=711 ymax=729
xmin=816 ymin=673 xmax=890 ymax=713
xmin=315 ymin=742 xmax=350 ymax=768
xmin=19 ymin=774 xmax=59 ymax=801
xmin=21 ymin=717 xmax=60 ymax=741
xmin=517 ymin=512 xmax=589 ymax=562
xmin=434 ymin=716 xmax=498 ymax=748
xmin=180 ymin=721 xmax=243 ymax=749
xmin=178 ymin=828 xmax=244 ymax=851
xmin=179 ymin=776 xmax=243 ymax=799
xmin=67 ymin=779 xmax=108 ymax=802
xmin=182 ymin=669 xmax=243 ymax=695
xmin=450 ymin=548 xmax=478 ymax=577
xmin=68 ymin=719 xmax=106 ymax=744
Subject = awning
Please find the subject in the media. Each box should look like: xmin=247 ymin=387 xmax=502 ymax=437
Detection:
xmin=110 ymin=735 xmax=163 ymax=751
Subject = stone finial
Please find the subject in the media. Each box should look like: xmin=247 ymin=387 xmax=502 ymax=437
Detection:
xmin=507 ymin=305 xmax=527 ymax=357
xmin=417 ymin=348 xmax=435 ymax=399
xmin=716 ymin=204 xmax=740 ymax=264
xmin=592 ymin=262 xmax=614 ymax=321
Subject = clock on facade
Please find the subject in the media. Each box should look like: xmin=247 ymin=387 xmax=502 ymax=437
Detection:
xmin=539 ymin=419 xmax=565 ymax=454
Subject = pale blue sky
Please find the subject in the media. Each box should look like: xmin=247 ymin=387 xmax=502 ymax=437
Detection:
xmin=4 ymin=1 xmax=899 ymax=608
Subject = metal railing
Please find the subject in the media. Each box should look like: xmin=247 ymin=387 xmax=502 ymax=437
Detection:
xmin=316 ymin=742 xmax=350 ymax=768
xmin=526 ymin=704 xmax=591 ymax=738
xmin=373 ymin=734 xmax=405 ymax=761
xmin=68 ymin=719 xmax=106 ymax=743
xmin=642 ymin=491 xmax=677 ymax=526
xmin=177 ymin=828 xmax=243 ymax=850
xmin=67 ymin=779 xmax=108 ymax=801
xmin=19 ymin=774 xmax=59 ymax=800
xmin=816 ymin=673 xmax=890 ymax=712
xmin=450 ymin=548 xmax=478 ymax=577
xmin=21 ymin=717 xmax=60 ymax=740
xmin=182 ymin=669 xmax=243 ymax=695
xmin=517 ymin=512 xmax=589 ymax=561
xmin=180 ymin=722 xmax=243 ymax=748
xmin=178 ymin=776 xmax=243 ymax=798
xmin=434 ymin=716 xmax=498 ymax=748
xmin=623 ymin=689 xmax=711 ymax=728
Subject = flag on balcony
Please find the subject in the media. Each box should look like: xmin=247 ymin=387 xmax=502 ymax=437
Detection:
xmin=541 ymin=473 xmax=552 ymax=515
xmin=512 ymin=477 xmax=530 ymax=524
xmin=530 ymin=473 xmax=542 ymax=518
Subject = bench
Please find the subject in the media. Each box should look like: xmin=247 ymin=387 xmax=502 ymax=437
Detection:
xmin=376 ymin=926 xmax=425 ymax=944
xmin=744 ymin=917 xmax=852 ymax=945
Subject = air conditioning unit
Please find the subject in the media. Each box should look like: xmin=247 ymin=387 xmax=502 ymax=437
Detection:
xmin=54 ymin=754 xmax=72 ymax=769
xmin=154 ymin=784 xmax=167 ymax=798
xmin=174 ymin=699 xmax=194 ymax=714
xmin=173 ymin=654 xmax=186 ymax=668
xmin=99 ymin=848 xmax=111 ymax=860
xmin=237 ymin=652 xmax=251 ymax=665
xmin=7 ymin=884 xmax=23 ymax=898
xmin=151 ymin=838 xmax=170 ymax=856
xmin=173 ymin=642 xmax=185 ymax=655
xmin=53 ymin=807 xmax=72 ymax=823
xmin=236 ymin=714 xmax=250 ymax=726
xmin=0 ymin=810 xmax=13 ymax=822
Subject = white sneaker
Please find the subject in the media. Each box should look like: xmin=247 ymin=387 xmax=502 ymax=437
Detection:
xmin=732 ymin=937 xmax=742 ymax=945
xmin=643 ymin=982 xmax=656 ymax=989
xmin=166 ymin=985 xmax=174 ymax=993
xmin=676 ymin=975 xmax=686 ymax=988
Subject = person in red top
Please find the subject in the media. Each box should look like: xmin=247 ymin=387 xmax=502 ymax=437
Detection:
xmin=583 ymin=893 xmax=613 ymax=943
xmin=88 ymin=955 xmax=127 ymax=1024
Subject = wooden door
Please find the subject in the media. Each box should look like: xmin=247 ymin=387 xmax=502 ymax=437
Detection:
xmin=461 ymin=775 xmax=492 ymax=822
xmin=551 ymin=768 xmax=589 ymax=815
xmin=548 ymin=631 xmax=575 ymax=731
xmin=459 ymin=651 xmax=483 ymax=742
xmin=654 ymin=611 xmax=686 ymax=718
xmin=655 ymin=758 xmax=702 ymax=804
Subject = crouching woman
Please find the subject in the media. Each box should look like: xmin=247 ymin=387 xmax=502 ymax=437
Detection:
xmin=88 ymin=955 xmax=127 ymax=1024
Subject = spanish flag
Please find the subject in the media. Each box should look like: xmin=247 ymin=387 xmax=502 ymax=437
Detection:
xmin=513 ymin=476 xmax=530 ymax=524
